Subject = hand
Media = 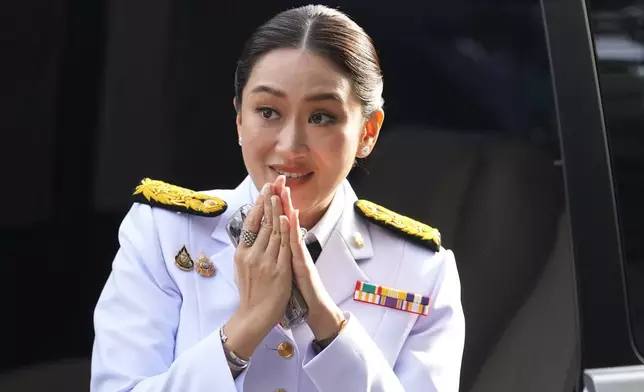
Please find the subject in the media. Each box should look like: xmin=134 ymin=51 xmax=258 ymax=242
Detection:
xmin=275 ymin=181 xmax=345 ymax=341
xmin=224 ymin=181 xmax=293 ymax=359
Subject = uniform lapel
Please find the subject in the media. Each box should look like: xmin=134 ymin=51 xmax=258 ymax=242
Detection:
xmin=315 ymin=181 xmax=373 ymax=306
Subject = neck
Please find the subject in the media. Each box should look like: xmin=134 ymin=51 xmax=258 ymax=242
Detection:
xmin=297 ymin=194 xmax=334 ymax=231
xmin=299 ymin=208 xmax=325 ymax=231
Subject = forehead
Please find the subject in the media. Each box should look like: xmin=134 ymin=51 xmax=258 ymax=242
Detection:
xmin=245 ymin=48 xmax=353 ymax=98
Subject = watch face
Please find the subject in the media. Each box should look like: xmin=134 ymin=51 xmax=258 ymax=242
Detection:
xmin=225 ymin=204 xmax=252 ymax=246
xmin=279 ymin=284 xmax=309 ymax=329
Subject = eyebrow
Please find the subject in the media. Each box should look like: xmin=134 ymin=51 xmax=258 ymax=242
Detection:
xmin=250 ymin=85 xmax=345 ymax=104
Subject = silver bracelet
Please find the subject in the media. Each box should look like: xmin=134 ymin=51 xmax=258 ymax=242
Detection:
xmin=220 ymin=326 xmax=250 ymax=371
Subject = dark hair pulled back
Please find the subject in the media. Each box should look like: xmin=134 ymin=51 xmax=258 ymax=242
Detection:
xmin=234 ymin=5 xmax=384 ymax=118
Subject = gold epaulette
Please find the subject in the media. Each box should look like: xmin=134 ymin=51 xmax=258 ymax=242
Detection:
xmin=133 ymin=178 xmax=227 ymax=217
xmin=354 ymin=200 xmax=441 ymax=252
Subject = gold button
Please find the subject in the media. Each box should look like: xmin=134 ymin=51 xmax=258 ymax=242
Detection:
xmin=275 ymin=389 xmax=287 ymax=392
xmin=353 ymin=232 xmax=365 ymax=248
xmin=277 ymin=342 xmax=294 ymax=359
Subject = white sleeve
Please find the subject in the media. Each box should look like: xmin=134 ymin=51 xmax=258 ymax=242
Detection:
xmin=302 ymin=250 xmax=465 ymax=392
xmin=90 ymin=203 xmax=243 ymax=392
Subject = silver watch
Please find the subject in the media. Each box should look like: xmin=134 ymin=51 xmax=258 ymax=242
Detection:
xmin=220 ymin=326 xmax=250 ymax=371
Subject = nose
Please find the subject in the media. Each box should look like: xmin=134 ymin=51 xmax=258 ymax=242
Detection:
xmin=275 ymin=118 xmax=307 ymax=158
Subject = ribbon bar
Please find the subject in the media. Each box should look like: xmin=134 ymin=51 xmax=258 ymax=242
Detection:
xmin=353 ymin=280 xmax=430 ymax=316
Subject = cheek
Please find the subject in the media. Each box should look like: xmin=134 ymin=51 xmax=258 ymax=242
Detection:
xmin=314 ymin=131 xmax=358 ymax=167
xmin=240 ymin=118 xmax=274 ymax=148
xmin=240 ymin=133 xmax=273 ymax=169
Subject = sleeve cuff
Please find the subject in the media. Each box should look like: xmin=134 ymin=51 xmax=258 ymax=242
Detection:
xmin=215 ymin=327 xmax=247 ymax=391
xmin=174 ymin=327 xmax=242 ymax=391
xmin=302 ymin=312 xmax=388 ymax=391
xmin=234 ymin=365 xmax=247 ymax=390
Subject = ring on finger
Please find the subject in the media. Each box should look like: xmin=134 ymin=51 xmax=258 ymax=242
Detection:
xmin=241 ymin=229 xmax=258 ymax=246
xmin=300 ymin=227 xmax=307 ymax=240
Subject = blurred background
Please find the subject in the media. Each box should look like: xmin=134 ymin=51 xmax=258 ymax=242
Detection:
xmin=1 ymin=0 xmax=642 ymax=391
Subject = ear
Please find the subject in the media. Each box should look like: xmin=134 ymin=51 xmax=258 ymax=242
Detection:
xmin=233 ymin=97 xmax=242 ymax=127
xmin=357 ymin=108 xmax=384 ymax=158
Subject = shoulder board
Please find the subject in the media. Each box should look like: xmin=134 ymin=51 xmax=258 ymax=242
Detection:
xmin=133 ymin=178 xmax=227 ymax=217
xmin=354 ymin=199 xmax=441 ymax=252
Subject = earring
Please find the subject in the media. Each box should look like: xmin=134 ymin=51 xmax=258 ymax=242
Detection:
xmin=360 ymin=145 xmax=371 ymax=156
xmin=238 ymin=136 xmax=242 ymax=146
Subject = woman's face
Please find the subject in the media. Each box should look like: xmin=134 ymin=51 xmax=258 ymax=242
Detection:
xmin=236 ymin=48 xmax=383 ymax=227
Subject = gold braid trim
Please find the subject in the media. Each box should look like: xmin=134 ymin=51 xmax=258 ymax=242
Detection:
xmin=354 ymin=200 xmax=441 ymax=252
xmin=133 ymin=178 xmax=227 ymax=217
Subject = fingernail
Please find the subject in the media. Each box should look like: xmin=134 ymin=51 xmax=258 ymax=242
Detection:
xmin=279 ymin=215 xmax=288 ymax=230
xmin=262 ymin=184 xmax=269 ymax=196
xmin=285 ymin=187 xmax=290 ymax=197
xmin=271 ymin=195 xmax=278 ymax=207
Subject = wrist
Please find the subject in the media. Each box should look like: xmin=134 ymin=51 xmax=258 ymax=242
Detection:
xmin=306 ymin=303 xmax=345 ymax=340
xmin=310 ymin=310 xmax=348 ymax=355
xmin=220 ymin=326 xmax=249 ymax=374
xmin=224 ymin=311 xmax=270 ymax=360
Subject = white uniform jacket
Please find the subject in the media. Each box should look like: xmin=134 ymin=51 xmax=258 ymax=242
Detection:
xmin=91 ymin=176 xmax=465 ymax=392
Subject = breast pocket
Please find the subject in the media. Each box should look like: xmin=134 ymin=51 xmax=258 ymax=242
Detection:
xmin=344 ymin=298 xmax=418 ymax=366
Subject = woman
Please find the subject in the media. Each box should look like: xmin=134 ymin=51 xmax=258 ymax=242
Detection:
xmin=91 ymin=5 xmax=464 ymax=392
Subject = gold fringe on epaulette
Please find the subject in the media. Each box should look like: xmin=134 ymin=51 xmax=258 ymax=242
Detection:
xmin=355 ymin=200 xmax=441 ymax=251
xmin=133 ymin=178 xmax=227 ymax=216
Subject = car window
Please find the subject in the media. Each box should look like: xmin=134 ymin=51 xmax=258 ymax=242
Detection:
xmin=588 ymin=0 xmax=644 ymax=358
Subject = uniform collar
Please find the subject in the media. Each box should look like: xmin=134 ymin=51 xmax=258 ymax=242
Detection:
xmin=305 ymin=183 xmax=344 ymax=247
xmin=313 ymin=179 xmax=373 ymax=304
xmin=248 ymin=176 xmax=260 ymax=202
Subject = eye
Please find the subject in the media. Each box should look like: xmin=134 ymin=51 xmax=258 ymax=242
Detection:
xmin=309 ymin=112 xmax=336 ymax=125
xmin=255 ymin=107 xmax=280 ymax=120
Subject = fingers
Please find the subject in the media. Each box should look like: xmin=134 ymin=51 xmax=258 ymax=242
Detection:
xmin=264 ymin=192 xmax=285 ymax=258
xmin=276 ymin=215 xmax=292 ymax=271
xmin=281 ymin=186 xmax=294 ymax=218
xmin=274 ymin=175 xmax=286 ymax=194
xmin=238 ymin=192 xmax=264 ymax=249
xmin=273 ymin=176 xmax=291 ymax=216
xmin=253 ymin=184 xmax=274 ymax=250
xmin=289 ymin=209 xmax=306 ymax=261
